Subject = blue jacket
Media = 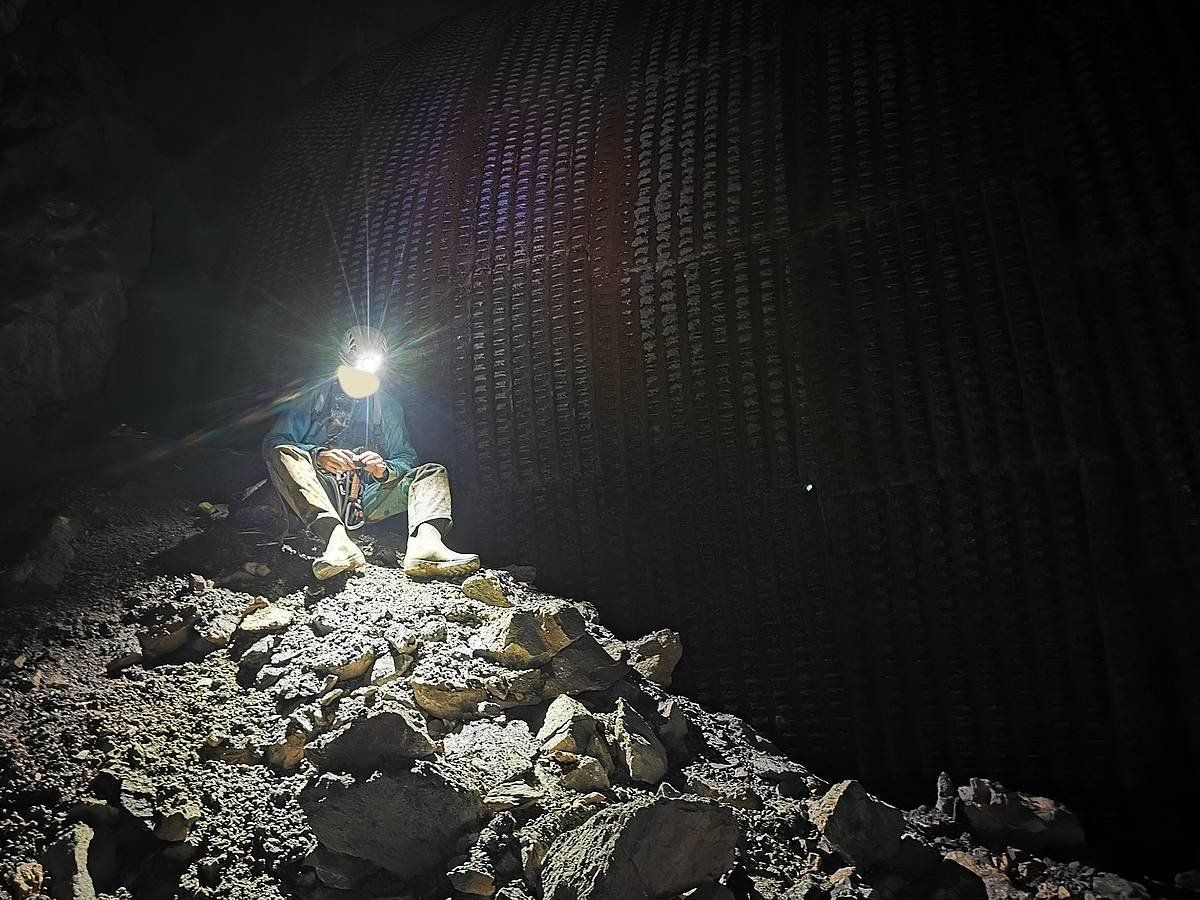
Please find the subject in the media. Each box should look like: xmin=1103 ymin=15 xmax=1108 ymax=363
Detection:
xmin=262 ymin=381 xmax=419 ymax=488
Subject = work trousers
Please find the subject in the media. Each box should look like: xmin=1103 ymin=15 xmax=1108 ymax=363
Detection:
xmin=264 ymin=445 xmax=454 ymax=537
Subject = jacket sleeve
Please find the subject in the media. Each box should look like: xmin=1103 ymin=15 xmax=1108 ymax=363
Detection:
xmin=378 ymin=390 xmax=418 ymax=483
xmin=262 ymin=390 xmax=320 ymax=456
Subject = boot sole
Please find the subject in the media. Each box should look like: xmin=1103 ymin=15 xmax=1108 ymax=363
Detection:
xmin=403 ymin=555 xmax=480 ymax=579
xmin=313 ymin=554 xmax=367 ymax=581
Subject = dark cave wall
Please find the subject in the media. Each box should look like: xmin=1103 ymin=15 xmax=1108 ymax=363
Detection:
xmin=0 ymin=0 xmax=489 ymax=464
xmin=205 ymin=0 xmax=1198 ymax=858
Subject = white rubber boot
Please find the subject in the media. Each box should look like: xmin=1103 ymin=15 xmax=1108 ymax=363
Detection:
xmin=312 ymin=523 xmax=367 ymax=580
xmin=402 ymin=523 xmax=479 ymax=579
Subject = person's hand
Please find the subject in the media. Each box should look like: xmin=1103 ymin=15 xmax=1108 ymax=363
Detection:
xmin=316 ymin=448 xmax=359 ymax=474
xmin=357 ymin=450 xmax=389 ymax=479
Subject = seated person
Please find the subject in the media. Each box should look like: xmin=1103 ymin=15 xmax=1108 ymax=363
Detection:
xmin=261 ymin=325 xmax=479 ymax=581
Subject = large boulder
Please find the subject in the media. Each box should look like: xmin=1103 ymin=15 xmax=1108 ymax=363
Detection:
xmin=306 ymin=701 xmax=437 ymax=774
xmin=300 ymin=768 xmax=486 ymax=878
xmin=957 ymin=779 xmax=1086 ymax=853
xmin=809 ymin=780 xmax=905 ymax=871
xmin=539 ymin=796 xmax=737 ymax=900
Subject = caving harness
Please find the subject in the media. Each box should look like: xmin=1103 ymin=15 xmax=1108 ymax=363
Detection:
xmin=303 ymin=384 xmax=386 ymax=531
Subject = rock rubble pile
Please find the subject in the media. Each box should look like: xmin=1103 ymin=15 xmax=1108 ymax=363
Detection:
xmin=0 ymin=481 xmax=1184 ymax=900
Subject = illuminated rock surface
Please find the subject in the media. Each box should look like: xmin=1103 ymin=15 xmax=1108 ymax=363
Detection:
xmin=0 ymin=457 xmax=1166 ymax=899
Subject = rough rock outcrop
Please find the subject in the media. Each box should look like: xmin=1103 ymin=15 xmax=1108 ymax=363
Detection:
xmin=957 ymin=779 xmax=1086 ymax=853
xmin=299 ymin=768 xmax=486 ymax=878
xmin=539 ymin=796 xmax=738 ymax=900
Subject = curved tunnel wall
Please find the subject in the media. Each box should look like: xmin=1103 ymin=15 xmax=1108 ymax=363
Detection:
xmin=225 ymin=0 xmax=1200 ymax=854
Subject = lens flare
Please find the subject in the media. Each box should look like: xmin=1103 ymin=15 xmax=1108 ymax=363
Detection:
xmin=356 ymin=353 xmax=382 ymax=374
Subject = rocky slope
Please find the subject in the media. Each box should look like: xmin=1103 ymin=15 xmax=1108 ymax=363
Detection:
xmin=0 ymin=441 xmax=1190 ymax=900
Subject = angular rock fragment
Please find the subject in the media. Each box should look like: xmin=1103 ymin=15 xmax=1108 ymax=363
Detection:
xmin=369 ymin=650 xmax=411 ymax=685
xmin=41 ymin=822 xmax=97 ymax=900
xmin=254 ymin=663 xmax=288 ymax=690
xmin=684 ymin=770 xmax=762 ymax=810
xmin=654 ymin=698 xmax=689 ymax=753
xmin=747 ymin=750 xmax=811 ymax=798
xmin=309 ymin=635 xmax=376 ymax=681
xmin=542 ymin=634 xmax=629 ymax=697
xmin=304 ymin=845 xmax=379 ymax=890
xmin=536 ymin=695 xmax=600 ymax=755
xmin=485 ymin=667 xmax=546 ymax=707
xmin=479 ymin=602 xmax=588 ymax=668
xmin=199 ymin=734 xmax=254 ymax=765
xmin=809 ymin=780 xmax=904 ymax=872
xmin=264 ymin=731 xmax=307 ymax=770
xmin=540 ymin=796 xmax=737 ymax=900
xmin=448 ymin=861 xmax=496 ymax=896
xmin=483 ymin=782 xmax=544 ymax=812
xmin=936 ymin=771 xmax=958 ymax=816
xmin=827 ymin=866 xmax=865 ymax=896
xmin=236 ymin=604 xmax=293 ymax=638
xmin=237 ymin=635 xmax=278 ymax=672
xmin=561 ymin=756 xmax=610 ymax=792
xmin=306 ymin=700 xmax=436 ymax=773
xmin=267 ymin=669 xmax=323 ymax=703
xmin=385 ymin=625 xmax=420 ymax=655
xmin=412 ymin=674 xmax=489 ymax=720
xmin=300 ymin=768 xmax=486 ymax=878
xmin=957 ymin=779 xmax=1086 ymax=853
xmin=136 ymin=603 xmax=199 ymax=660
xmin=439 ymin=719 xmax=537 ymax=795
xmin=8 ymin=861 xmax=44 ymax=899
xmin=1091 ymin=874 xmax=1150 ymax=899
xmin=943 ymin=850 xmax=1028 ymax=899
xmin=612 ymin=698 xmax=667 ymax=785
xmin=462 ymin=573 xmax=512 ymax=607
xmin=154 ymin=800 xmax=201 ymax=842
xmin=628 ymin=629 xmax=683 ymax=687
xmin=90 ymin=769 xmax=157 ymax=831
xmin=193 ymin=613 xmax=238 ymax=649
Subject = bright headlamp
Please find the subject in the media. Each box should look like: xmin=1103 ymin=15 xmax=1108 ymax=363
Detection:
xmin=355 ymin=353 xmax=382 ymax=374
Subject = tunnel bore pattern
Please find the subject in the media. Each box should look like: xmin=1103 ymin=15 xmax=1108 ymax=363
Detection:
xmin=226 ymin=0 xmax=1200 ymax=839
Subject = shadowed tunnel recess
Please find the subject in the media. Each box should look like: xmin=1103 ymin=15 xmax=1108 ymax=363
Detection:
xmin=103 ymin=0 xmax=1200 ymax=874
